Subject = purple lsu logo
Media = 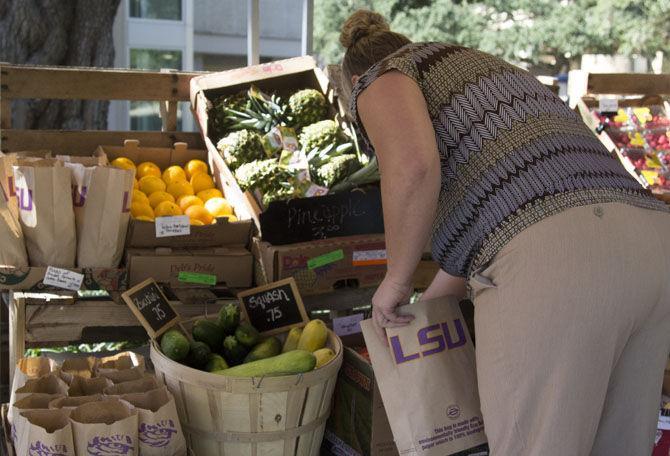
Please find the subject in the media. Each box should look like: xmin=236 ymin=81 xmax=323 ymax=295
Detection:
xmin=139 ymin=419 xmax=177 ymax=447
xmin=71 ymin=185 xmax=88 ymax=207
xmin=87 ymin=434 xmax=134 ymax=455
xmin=390 ymin=319 xmax=467 ymax=364
xmin=28 ymin=441 xmax=68 ymax=456
xmin=16 ymin=187 xmax=33 ymax=211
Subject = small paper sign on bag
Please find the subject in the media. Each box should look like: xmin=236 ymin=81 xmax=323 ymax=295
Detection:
xmin=237 ymin=278 xmax=309 ymax=335
xmin=121 ymin=279 xmax=180 ymax=339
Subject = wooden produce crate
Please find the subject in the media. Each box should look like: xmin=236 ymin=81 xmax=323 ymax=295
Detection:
xmin=1 ymin=403 xmax=13 ymax=456
xmin=190 ymin=56 xmax=384 ymax=245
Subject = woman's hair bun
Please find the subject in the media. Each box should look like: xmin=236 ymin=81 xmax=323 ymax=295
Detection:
xmin=339 ymin=10 xmax=390 ymax=49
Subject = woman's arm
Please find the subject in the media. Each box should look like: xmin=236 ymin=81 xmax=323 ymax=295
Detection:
xmin=420 ymin=270 xmax=466 ymax=301
xmin=357 ymin=70 xmax=442 ymax=338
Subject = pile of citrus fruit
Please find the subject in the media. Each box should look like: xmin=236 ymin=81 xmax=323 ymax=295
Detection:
xmin=111 ymin=157 xmax=237 ymax=226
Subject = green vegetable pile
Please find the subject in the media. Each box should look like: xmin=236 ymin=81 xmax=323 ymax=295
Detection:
xmin=159 ymin=303 xmax=330 ymax=377
xmin=209 ymin=85 xmax=379 ymax=207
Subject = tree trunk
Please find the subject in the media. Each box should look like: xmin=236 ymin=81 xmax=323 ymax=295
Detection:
xmin=0 ymin=0 xmax=120 ymax=130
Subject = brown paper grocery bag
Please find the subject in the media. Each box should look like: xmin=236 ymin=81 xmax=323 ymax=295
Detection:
xmin=361 ymin=297 xmax=487 ymax=455
xmin=14 ymin=409 xmax=75 ymax=456
xmin=104 ymin=375 xmax=159 ymax=396
xmin=121 ymin=387 xmax=187 ymax=455
xmin=61 ymin=356 xmax=98 ymax=379
xmin=0 ymin=182 xmax=28 ymax=268
xmin=50 ymin=395 xmax=103 ymax=411
xmin=13 ymin=158 xmax=76 ymax=267
xmin=68 ymin=376 xmax=113 ymax=397
xmin=98 ymin=351 xmax=146 ymax=371
xmin=66 ymin=163 xmax=134 ymax=268
xmin=10 ymin=357 xmax=60 ymax=406
xmin=9 ymin=393 xmax=66 ymax=429
xmin=0 ymin=151 xmax=50 ymax=218
xmin=98 ymin=366 xmax=145 ymax=384
xmin=70 ymin=398 xmax=138 ymax=456
xmin=14 ymin=374 xmax=69 ymax=404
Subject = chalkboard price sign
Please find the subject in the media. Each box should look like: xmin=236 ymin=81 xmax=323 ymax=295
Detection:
xmin=237 ymin=278 xmax=309 ymax=335
xmin=121 ymin=278 xmax=181 ymax=339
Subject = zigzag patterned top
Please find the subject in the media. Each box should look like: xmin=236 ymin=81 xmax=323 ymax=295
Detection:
xmin=350 ymin=42 xmax=669 ymax=277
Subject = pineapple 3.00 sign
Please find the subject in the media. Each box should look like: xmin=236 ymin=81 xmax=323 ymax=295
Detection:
xmin=237 ymin=278 xmax=309 ymax=335
xmin=121 ymin=279 xmax=180 ymax=339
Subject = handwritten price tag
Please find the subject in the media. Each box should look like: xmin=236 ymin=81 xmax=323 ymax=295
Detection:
xmin=155 ymin=216 xmax=190 ymax=238
xmin=43 ymin=267 xmax=84 ymax=291
xmin=599 ymin=98 xmax=619 ymax=113
xmin=333 ymin=313 xmax=364 ymax=336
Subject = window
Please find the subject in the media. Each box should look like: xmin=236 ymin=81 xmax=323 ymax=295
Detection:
xmin=129 ymin=0 xmax=181 ymax=20
xmin=129 ymin=49 xmax=183 ymax=131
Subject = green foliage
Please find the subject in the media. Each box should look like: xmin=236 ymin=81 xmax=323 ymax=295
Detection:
xmin=314 ymin=0 xmax=670 ymax=71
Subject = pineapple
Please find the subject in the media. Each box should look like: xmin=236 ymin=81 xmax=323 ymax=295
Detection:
xmin=235 ymin=159 xmax=281 ymax=192
xmin=299 ymin=120 xmax=347 ymax=153
xmin=288 ymin=89 xmax=329 ymax=129
xmin=217 ymin=130 xmax=265 ymax=170
xmin=209 ymin=91 xmax=249 ymax=140
xmin=330 ymin=156 xmax=380 ymax=193
xmin=262 ymin=185 xmax=297 ymax=207
xmin=314 ymin=154 xmax=362 ymax=188
xmin=224 ymin=86 xmax=289 ymax=133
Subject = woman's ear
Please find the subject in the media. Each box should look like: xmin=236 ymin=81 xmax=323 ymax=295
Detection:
xmin=351 ymin=75 xmax=360 ymax=86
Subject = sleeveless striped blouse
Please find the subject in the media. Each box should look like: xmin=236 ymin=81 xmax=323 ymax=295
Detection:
xmin=350 ymin=42 xmax=668 ymax=277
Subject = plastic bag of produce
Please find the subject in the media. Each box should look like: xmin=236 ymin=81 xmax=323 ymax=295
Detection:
xmin=70 ymin=398 xmax=138 ymax=456
xmin=14 ymin=409 xmax=75 ymax=456
xmin=0 ymin=183 xmax=28 ymax=268
xmin=65 ymin=163 xmax=134 ymax=268
xmin=120 ymin=387 xmax=187 ymax=455
xmin=68 ymin=376 xmax=113 ymax=397
xmin=361 ymin=297 xmax=487 ymax=456
xmin=13 ymin=158 xmax=76 ymax=267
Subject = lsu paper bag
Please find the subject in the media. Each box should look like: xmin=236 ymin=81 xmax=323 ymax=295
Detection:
xmin=13 ymin=159 xmax=76 ymax=267
xmin=0 ymin=151 xmax=50 ymax=218
xmin=361 ymin=297 xmax=486 ymax=455
xmin=10 ymin=357 xmax=60 ymax=405
xmin=14 ymin=409 xmax=75 ymax=456
xmin=70 ymin=398 xmax=139 ymax=456
xmin=66 ymin=163 xmax=134 ymax=268
xmin=0 ymin=182 xmax=28 ymax=267
xmin=121 ymin=387 xmax=187 ymax=455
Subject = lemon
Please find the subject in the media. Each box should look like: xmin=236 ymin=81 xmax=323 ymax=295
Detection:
xmin=154 ymin=201 xmax=183 ymax=217
xmin=111 ymin=157 xmax=136 ymax=171
xmin=148 ymin=191 xmax=176 ymax=209
xmin=178 ymin=195 xmax=204 ymax=212
xmin=205 ymin=197 xmax=234 ymax=218
xmin=131 ymin=202 xmax=155 ymax=219
xmin=190 ymin=219 xmax=205 ymax=226
xmin=185 ymin=159 xmax=209 ymax=180
xmin=190 ymin=173 xmax=215 ymax=194
xmin=139 ymin=175 xmax=166 ymax=195
xmin=133 ymin=179 xmax=139 ymax=190
xmin=224 ymin=215 xmax=238 ymax=222
xmin=132 ymin=190 xmax=150 ymax=205
xmin=137 ymin=162 xmax=161 ymax=179
xmin=135 ymin=215 xmax=155 ymax=222
xmin=162 ymin=166 xmax=187 ymax=185
xmin=166 ymin=181 xmax=194 ymax=200
xmin=185 ymin=205 xmax=214 ymax=225
xmin=197 ymin=188 xmax=223 ymax=202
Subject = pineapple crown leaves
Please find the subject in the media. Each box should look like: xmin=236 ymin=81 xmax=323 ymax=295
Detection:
xmin=329 ymin=156 xmax=379 ymax=193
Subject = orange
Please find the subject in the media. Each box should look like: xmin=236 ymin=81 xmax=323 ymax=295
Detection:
xmin=205 ymin=197 xmax=234 ymax=218
xmin=133 ymin=179 xmax=139 ymax=190
xmin=131 ymin=202 xmax=154 ymax=219
xmin=178 ymin=195 xmax=204 ymax=212
xmin=162 ymin=165 xmax=187 ymax=185
xmin=185 ymin=205 xmax=214 ymax=225
xmin=111 ymin=157 xmax=136 ymax=171
xmin=139 ymin=175 xmax=166 ymax=195
xmin=166 ymin=181 xmax=194 ymax=200
xmin=137 ymin=161 xmax=161 ymax=179
xmin=190 ymin=173 xmax=215 ymax=194
xmin=148 ymin=191 xmax=175 ymax=209
xmin=154 ymin=201 xmax=183 ymax=217
xmin=197 ymin=188 xmax=223 ymax=202
xmin=132 ymin=190 xmax=150 ymax=205
xmin=135 ymin=215 xmax=155 ymax=222
xmin=184 ymin=159 xmax=209 ymax=180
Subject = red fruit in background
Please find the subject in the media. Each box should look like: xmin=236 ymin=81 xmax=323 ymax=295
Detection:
xmin=659 ymin=135 xmax=668 ymax=145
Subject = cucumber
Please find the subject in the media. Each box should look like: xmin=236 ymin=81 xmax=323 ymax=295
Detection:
xmin=223 ymin=335 xmax=248 ymax=366
xmin=282 ymin=327 xmax=302 ymax=353
xmin=192 ymin=319 xmax=224 ymax=351
xmin=160 ymin=329 xmax=190 ymax=362
xmin=187 ymin=341 xmax=211 ymax=370
xmin=206 ymin=354 xmax=229 ymax=372
xmin=297 ymin=319 xmax=328 ymax=352
xmin=215 ymin=350 xmax=316 ymax=377
xmin=244 ymin=337 xmax=281 ymax=363
xmin=235 ymin=322 xmax=260 ymax=348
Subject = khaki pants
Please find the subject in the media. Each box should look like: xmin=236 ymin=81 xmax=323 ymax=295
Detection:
xmin=470 ymin=203 xmax=670 ymax=456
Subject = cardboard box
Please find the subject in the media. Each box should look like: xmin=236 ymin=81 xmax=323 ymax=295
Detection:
xmin=190 ymin=56 xmax=385 ymax=244
xmin=0 ymin=266 xmax=127 ymax=291
xmin=126 ymin=246 xmax=252 ymax=288
xmin=97 ymin=139 xmax=254 ymax=248
xmin=253 ymin=235 xmax=440 ymax=296
xmin=322 ymin=334 xmax=399 ymax=456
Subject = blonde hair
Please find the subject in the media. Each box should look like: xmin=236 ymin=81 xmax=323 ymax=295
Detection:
xmin=340 ymin=10 xmax=411 ymax=91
